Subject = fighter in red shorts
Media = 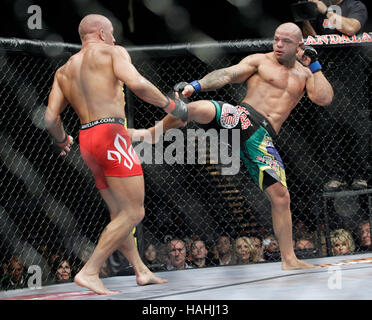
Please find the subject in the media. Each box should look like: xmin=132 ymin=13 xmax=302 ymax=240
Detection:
xmin=45 ymin=14 xmax=187 ymax=294
xmin=79 ymin=117 xmax=144 ymax=190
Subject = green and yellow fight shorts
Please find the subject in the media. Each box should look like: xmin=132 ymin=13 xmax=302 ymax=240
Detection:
xmin=207 ymin=100 xmax=287 ymax=191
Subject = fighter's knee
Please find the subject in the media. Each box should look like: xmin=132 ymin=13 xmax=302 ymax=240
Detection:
xmin=129 ymin=205 xmax=145 ymax=225
xmin=187 ymin=100 xmax=215 ymax=124
xmin=269 ymin=187 xmax=290 ymax=208
xmin=136 ymin=205 xmax=145 ymax=223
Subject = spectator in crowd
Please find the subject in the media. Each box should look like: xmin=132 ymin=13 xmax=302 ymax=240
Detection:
xmin=330 ymin=229 xmax=355 ymax=255
xmin=157 ymin=243 xmax=171 ymax=269
xmin=188 ymin=240 xmax=211 ymax=268
xmin=167 ymin=239 xmax=192 ymax=271
xmin=143 ymin=243 xmax=167 ymax=272
xmin=294 ymin=237 xmax=318 ymax=259
xmin=184 ymin=234 xmax=201 ymax=262
xmin=183 ymin=237 xmax=193 ymax=262
xmin=302 ymin=0 xmax=369 ymax=191
xmin=144 ymin=244 xmax=158 ymax=266
xmin=263 ymin=234 xmax=281 ymax=261
xmin=53 ymin=257 xmax=73 ymax=284
xmin=231 ymin=237 xmax=259 ymax=265
xmin=295 ymin=238 xmax=315 ymax=251
xmin=214 ymin=235 xmax=233 ymax=266
xmin=249 ymin=236 xmax=266 ymax=262
xmin=1 ymin=256 xmax=29 ymax=290
xmin=302 ymin=0 xmax=368 ymax=37
xmin=357 ymin=220 xmax=371 ymax=251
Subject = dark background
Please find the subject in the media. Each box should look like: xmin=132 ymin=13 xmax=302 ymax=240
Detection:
xmin=1 ymin=0 xmax=371 ymax=46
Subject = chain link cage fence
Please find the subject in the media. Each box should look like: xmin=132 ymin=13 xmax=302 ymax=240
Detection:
xmin=0 ymin=34 xmax=371 ymax=291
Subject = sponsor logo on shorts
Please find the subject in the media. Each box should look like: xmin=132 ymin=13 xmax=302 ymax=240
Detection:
xmin=256 ymin=155 xmax=281 ymax=172
xmin=220 ymin=103 xmax=240 ymax=129
xmin=107 ymin=134 xmax=138 ymax=170
xmin=236 ymin=106 xmax=252 ymax=130
xmin=81 ymin=118 xmax=125 ymax=129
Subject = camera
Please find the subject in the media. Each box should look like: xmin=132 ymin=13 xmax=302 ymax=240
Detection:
xmin=291 ymin=1 xmax=319 ymax=22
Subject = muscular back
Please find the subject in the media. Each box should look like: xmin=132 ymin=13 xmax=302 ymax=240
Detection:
xmin=243 ymin=53 xmax=310 ymax=133
xmin=57 ymin=43 xmax=126 ymax=124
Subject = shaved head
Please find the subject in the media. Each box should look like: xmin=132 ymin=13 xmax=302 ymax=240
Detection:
xmin=78 ymin=14 xmax=113 ymax=42
xmin=275 ymin=23 xmax=303 ymax=43
xmin=273 ymin=22 xmax=304 ymax=66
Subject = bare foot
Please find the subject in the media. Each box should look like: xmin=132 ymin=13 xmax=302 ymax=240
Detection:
xmin=282 ymin=258 xmax=320 ymax=270
xmin=74 ymin=271 xmax=119 ymax=295
xmin=136 ymin=270 xmax=168 ymax=286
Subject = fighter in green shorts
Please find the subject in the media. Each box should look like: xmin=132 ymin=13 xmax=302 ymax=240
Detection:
xmin=207 ymin=100 xmax=287 ymax=190
xmin=154 ymin=23 xmax=334 ymax=270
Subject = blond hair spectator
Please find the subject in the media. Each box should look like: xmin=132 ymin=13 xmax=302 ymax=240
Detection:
xmin=330 ymin=229 xmax=355 ymax=255
xmin=232 ymin=237 xmax=260 ymax=265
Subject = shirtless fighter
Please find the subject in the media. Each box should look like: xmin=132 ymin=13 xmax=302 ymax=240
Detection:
xmin=158 ymin=22 xmax=334 ymax=269
xmin=44 ymin=14 xmax=188 ymax=294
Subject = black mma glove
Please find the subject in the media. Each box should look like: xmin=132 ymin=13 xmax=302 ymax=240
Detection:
xmin=302 ymin=46 xmax=322 ymax=73
xmin=162 ymin=96 xmax=188 ymax=122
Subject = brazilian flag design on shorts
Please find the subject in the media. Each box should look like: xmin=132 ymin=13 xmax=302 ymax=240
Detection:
xmin=241 ymin=127 xmax=287 ymax=190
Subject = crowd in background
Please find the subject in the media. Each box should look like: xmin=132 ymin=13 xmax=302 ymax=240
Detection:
xmin=142 ymin=220 xmax=372 ymax=272
xmin=1 ymin=219 xmax=370 ymax=291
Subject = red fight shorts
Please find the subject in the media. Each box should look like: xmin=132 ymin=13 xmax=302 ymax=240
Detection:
xmin=79 ymin=118 xmax=143 ymax=190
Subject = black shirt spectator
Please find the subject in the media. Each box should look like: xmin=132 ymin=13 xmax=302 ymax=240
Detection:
xmin=302 ymin=0 xmax=370 ymax=191
xmin=303 ymin=0 xmax=368 ymax=36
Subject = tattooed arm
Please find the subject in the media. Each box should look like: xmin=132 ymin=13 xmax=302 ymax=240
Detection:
xmin=199 ymin=54 xmax=261 ymax=90
xmin=181 ymin=54 xmax=262 ymax=97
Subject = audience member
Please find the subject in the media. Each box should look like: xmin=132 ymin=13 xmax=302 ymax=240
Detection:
xmin=357 ymin=221 xmax=371 ymax=251
xmin=302 ymin=1 xmax=370 ymax=191
xmin=295 ymin=239 xmax=315 ymax=251
xmin=52 ymin=257 xmax=73 ymax=284
xmin=1 ymin=256 xmax=29 ymax=290
xmin=184 ymin=234 xmax=200 ymax=262
xmin=231 ymin=237 xmax=259 ymax=265
xmin=214 ymin=235 xmax=233 ymax=266
xmin=167 ymin=239 xmax=192 ymax=270
xmin=189 ymin=240 xmax=211 ymax=268
xmin=249 ymin=236 xmax=266 ymax=262
xmin=157 ymin=243 xmax=171 ymax=269
xmin=263 ymin=234 xmax=281 ymax=261
xmin=302 ymin=0 xmax=368 ymax=37
xmin=330 ymin=228 xmax=355 ymax=255
xmin=295 ymin=238 xmax=318 ymax=258
xmin=144 ymin=244 xmax=158 ymax=265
